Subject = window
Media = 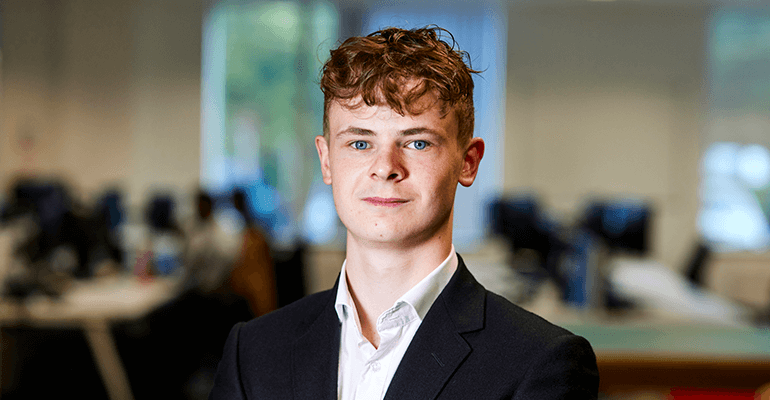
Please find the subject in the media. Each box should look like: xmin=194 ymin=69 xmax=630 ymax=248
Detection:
xmin=201 ymin=0 xmax=340 ymax=246
xmin=699 ymin=9 xmax=770 ymax=252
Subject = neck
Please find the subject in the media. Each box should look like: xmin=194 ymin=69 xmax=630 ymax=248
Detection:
xmin=343 ymin=227 xmax=453 ymax=348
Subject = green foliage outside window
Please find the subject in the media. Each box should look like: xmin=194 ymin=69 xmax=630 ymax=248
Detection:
xmin=220 ymin=1 xmax=338 ymax=218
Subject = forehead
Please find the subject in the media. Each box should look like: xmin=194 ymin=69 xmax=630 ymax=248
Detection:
xmin=327 ymin=95 xmax=457 ymax=137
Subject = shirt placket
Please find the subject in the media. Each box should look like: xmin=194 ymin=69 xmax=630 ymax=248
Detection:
xmin=352 ymin=336 xmax=382 ymax=399
xmin=353 ymin=306 xmax=411 ymax=400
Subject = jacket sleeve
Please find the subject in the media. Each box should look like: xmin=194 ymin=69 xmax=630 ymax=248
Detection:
xmin=513 ymin=334 xmax=599 ymax=400
xmin=209 ymin=322 xmax=247 ymax=400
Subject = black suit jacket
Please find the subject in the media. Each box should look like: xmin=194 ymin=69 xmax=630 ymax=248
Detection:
xmin=210 ymin=256 xmax=599 ymax=399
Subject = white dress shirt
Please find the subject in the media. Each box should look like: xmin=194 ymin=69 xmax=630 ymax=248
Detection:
xmin=334 ymin=246 xmax=458 ymax=400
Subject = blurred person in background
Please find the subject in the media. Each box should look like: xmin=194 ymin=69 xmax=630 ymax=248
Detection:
xmin=210 ymin=26 xmax=598 ymax=399
xmin=182 ymin=190 xmax=241 ymax=292
xmin=229 ymin=188 xmax=278 ymax=317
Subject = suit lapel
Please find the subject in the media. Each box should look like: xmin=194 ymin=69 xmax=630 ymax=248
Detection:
xmin=383 ymin=256 xmax=486 ymax=400
xmin=291 ymin=283 xmax=341 ymax=400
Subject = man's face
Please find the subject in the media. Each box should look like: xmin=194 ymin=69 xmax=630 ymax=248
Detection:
xmin=315 ymin=94 xmax=484 ymax=248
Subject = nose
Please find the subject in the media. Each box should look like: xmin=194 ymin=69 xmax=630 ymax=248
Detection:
xmin=370 ymin=145 xmax=406 ymax=181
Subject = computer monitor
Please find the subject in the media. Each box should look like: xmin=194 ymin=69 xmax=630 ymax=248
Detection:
xmin=582 ymin=200 xmax=651 ymax=254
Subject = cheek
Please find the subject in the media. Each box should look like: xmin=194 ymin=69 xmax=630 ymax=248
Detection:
xmin=425 ymin=157 xmax=462 ymax=186
xmin=329 ymin=164 xmax=362 ymax=208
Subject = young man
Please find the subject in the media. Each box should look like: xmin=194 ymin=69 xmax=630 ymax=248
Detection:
xmin=210 ymin=26 xmax=599 ymax=399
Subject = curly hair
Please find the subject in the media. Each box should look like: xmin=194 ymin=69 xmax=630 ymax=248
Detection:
xmin=320 ymin=26 xmax=479 ymax=145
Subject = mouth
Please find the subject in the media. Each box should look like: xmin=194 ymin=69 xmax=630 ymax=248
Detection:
xmin=362 ymin=197 xmax=409 ymax=207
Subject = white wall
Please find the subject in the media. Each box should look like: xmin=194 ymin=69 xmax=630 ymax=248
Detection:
xmin=2 ymin=1 xmax=70 ymax=184
xmin=505 ymin=3 xmax=709 ymax=270
xmin=1 ymin=0 xmax=202 ymax=211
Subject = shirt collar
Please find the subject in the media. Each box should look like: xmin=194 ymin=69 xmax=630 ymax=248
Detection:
xmin=334 ymin=246 xmax=458 ymax=324
xmin=334 ymin=261 xmax=355 ymax=324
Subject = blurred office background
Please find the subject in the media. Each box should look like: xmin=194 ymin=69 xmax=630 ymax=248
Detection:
xmin=2 ymin=0 xmax=770 ymax=398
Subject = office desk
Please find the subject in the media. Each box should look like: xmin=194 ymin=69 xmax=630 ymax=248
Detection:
xmin=564 ymin=322 xmax=770 ymax=395
xmin=0 ymin=275 xmax=182 ymax=400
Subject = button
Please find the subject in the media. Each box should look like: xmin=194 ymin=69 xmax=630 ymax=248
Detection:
xmin=371 ymin=361 xmax=381 ymax=372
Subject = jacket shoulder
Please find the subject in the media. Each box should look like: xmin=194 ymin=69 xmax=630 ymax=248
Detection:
xmin=483 ymin=290 xmax=575 ymax=343
xmin=209 ymin=289 xmax=338 ymax=399
xmin=451 ymin=290 xmax=599 ymax=399
xmin=238 ymin=288 xmax=336 ymax=343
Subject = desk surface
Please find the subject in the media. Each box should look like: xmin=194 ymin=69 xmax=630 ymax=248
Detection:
xmin=0 ymin=275 xmax=182 ymax=327
xmin=563 ymin=322 xmax=770 ymax=360
xmin=560 ymin=320 xmax=770 ymax=394
xmin=0 ymin=275 xmax=183 ymax=400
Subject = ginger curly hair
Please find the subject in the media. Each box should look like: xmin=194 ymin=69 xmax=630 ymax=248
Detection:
xmin=320 ymin=26 xmax=479 ymax=145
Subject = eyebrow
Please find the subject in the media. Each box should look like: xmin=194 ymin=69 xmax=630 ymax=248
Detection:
xmin=336 ymin=126 xmax=442 ymax=138
xmin=336 ymin=127 xmax=374 ymax=137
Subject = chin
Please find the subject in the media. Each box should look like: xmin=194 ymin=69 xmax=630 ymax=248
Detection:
xmin=349 ymin=226 xmax=414 ymax=246
xmin=358 ymin=225 xmax=444 ymax=248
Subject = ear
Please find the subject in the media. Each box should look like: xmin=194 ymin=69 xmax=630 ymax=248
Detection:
xmin=458 ymin=137 xmax=484 ymax=187
xmin=315 ymin=135 xmax=333 ymax=185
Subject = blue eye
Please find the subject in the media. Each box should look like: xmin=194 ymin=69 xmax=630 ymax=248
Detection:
xmin=410 ymin=140 xmax=428 ymax=150
xmin=353 ymin=141 xmax=369 ymax=150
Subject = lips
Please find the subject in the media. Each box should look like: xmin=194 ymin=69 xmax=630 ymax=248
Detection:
xmin=362 ymin=197 xmax=409 ymax=207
